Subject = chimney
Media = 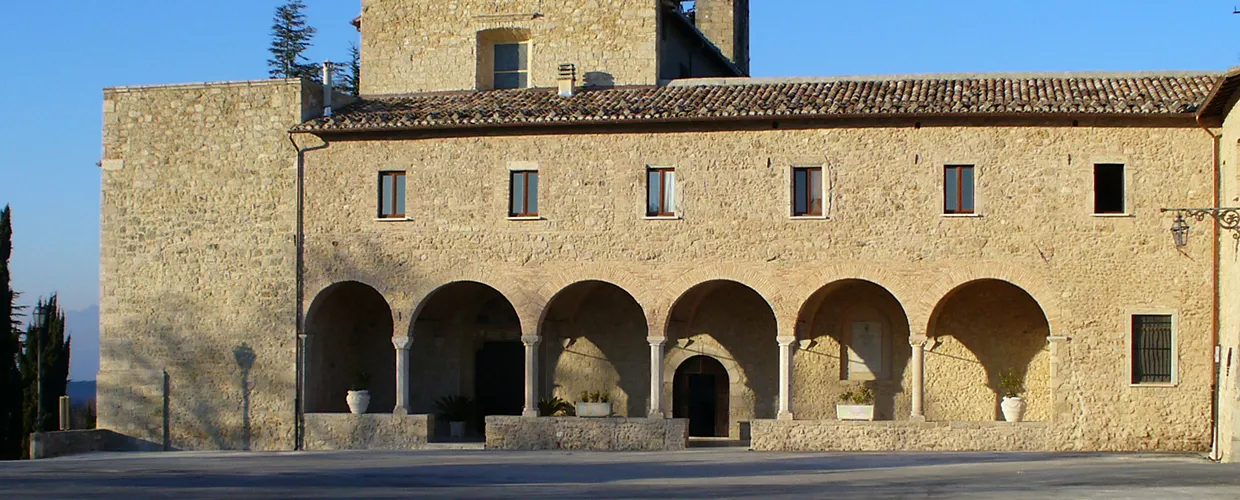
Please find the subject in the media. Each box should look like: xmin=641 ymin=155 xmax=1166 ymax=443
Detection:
xmin=694 ymin=0 xmax=750 ymax=75
xmin=557 ymin=64 xmax=576 ymax=97
xmin=322 ymin=60 xmax=334 ymax=117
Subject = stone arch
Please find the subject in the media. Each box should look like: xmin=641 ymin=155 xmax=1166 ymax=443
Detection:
xmin=664 ymin=279 xmax=778 ymax=439
xmin=911 ymin=264 xmax=1063 ymax=338
xmin=659 ymin=266 xmax=783 ymax=330
xmin=540 ymin=280 xmax=649 ymax=417
xmin=407 ymin=280 xmax=525 ymax=434
xmin=924 ymin=278 xmax=1052 ymax=422
xmin=664 ymin=346 xmax=746 ymax=437
xmin=794 ymin=279 xmax=913 ymax=421
xmin=406 ymin=276 xmax=533 ymax=336
xmin=304 ymin=281 xmax=396 ymax=414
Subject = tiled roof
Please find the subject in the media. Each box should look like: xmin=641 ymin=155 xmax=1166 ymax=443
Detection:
xmin=295 ymin=73 xmax=1220 ymax=133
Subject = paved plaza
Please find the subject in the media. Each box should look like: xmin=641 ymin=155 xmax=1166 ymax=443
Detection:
xmin=1 ymin=449 xmax=1239 ymax=499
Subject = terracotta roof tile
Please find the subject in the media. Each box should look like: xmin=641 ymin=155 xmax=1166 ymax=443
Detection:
xmin=295 ymin=74 xmax=1220 ymax=133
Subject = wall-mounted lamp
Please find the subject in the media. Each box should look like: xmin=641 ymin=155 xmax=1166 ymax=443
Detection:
xmin=1160 ymin=208 xmax=1240 ymax=248
xmin=561 ymin=337 xmax=576 ymax=349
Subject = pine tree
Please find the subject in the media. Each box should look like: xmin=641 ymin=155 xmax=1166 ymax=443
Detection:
xmin=19 ymin=295 xmax=69 ymax=458
xmin=267 ymin=0 xmax=321 ymax=81
xmin=339 ymin=42 xmax=361 ymax=95
xmin=0 ymin=206 xmax=23 ymax=460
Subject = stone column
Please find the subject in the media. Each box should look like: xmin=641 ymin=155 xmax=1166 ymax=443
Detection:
xmin=648 ymin=336 xmax=667 ymax=418
xmin=777 ymin=335 xmax=796 ymax=421
xmin=521 ymin=335 xmax=541 ymax=417
xmin=910 ymin=337 xmax=927 ymax=422
xmin=392 ymin=336 xmax=412 ymax=415
xmin=1047 ymin=335 xmax=1071 ymax=423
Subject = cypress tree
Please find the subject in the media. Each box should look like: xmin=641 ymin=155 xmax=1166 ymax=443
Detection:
xmin=19 ymin=295 xmax=69 ymax=458
xmin=0 ymin=206 xmax=22 ymax=460
xmin=267 ymin=0 xmax=321 ymax=81
xmin=340 ymin=42 xmax=361 ymax=95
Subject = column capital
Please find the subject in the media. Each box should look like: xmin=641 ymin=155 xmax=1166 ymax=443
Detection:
xmin=777 ymin=335 xmax=797 ymax=347
xmin=910 ymin=337 xmax=928 ymax=348
xmin=647 ymin=336 xmax=668 ymax=346
xmin=521 ymin=335 xmax=542 ymax=346
xmin=392 ymin=336 xmax=413 ymax=350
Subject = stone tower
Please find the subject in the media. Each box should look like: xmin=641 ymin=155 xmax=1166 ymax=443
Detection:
xmin=694 ymin=0 xmax=750 ymax=75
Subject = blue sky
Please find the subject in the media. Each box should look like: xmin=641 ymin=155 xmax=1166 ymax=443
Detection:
xmin=0 ymin=0 xmax=1238 ymax=380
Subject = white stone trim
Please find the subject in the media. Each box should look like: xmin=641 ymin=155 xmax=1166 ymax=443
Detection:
xmin=1085 ymin=157 xmax=1132 ymax=216
xmin=938 ymin=161 xmax=982 ymax=216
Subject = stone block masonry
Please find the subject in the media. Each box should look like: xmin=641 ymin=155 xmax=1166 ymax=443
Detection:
xmin=486 ymin=416 xmax=689 ymax=451
xmin=304 ymin=414 xmax=434 ymax=451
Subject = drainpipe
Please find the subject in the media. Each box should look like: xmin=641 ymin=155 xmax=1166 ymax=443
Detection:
xmin=289 ymin=132 xmax=329 ymax=451
xmin=1196 ymin=114 xmax=1222 ymax=461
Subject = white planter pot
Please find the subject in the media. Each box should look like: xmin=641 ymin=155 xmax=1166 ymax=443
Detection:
xmin=836 ymin=404 xmax=875 ymax=421
xmin=576 ymin=402 xmax=613 ymax=418
xmin=449 ymin=421 xmax=466 ymax=438
xmin=1001 ymin=396 xmax=1027 ymax=422
xmin=346 ymin=390 xmax=370 ymax=415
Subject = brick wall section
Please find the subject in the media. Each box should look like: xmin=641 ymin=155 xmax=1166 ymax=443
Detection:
xmin=359 ymin=0 xmax=660 ymax=95
xmin=99 ymin=79 xmax=322 ymax=451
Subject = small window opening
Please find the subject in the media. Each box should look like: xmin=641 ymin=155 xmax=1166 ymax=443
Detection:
xmin=1132 ymin=314 xmax=1173 ymax=384
xmin=792 ymin=167 xmax=824 ymax=217
xmin=378 ymin=171 xmax=406 ymax=219
xmin=647 ymin=167 xmax=677 ymax=217
xmin=509 ymin=170 xmax=539 ymax=217
xmin=1094 ymin=164 xmax=1125 ymax=214
xmin=494 ymin=42 xmax=529 ymax=89
xmin=944 ymin=165 xmax=975 ymax=214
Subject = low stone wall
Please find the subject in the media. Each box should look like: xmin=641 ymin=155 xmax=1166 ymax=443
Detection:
xmin=751 ymin=420 xmax=1054 ymax=452
xmin=30 ymin=429 xmax=164 ymax=459
xmin=304 ymin=413 xmax=435 ymax=451
xmin=486 ymin=416 xmax=688 ymax=451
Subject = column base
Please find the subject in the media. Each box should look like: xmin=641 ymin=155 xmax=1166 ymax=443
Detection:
xmin=777 ymin=411 xmax=795 ymax=421
xmin=909 ymin=415 xmax=927 ymax=423
xmin=392 ymin=408 xmax=409 ymax=417
xmin=647 ymin=410 xmax=666 ymax=419
xmin=522 ymin=409 xmax=539 ymax=418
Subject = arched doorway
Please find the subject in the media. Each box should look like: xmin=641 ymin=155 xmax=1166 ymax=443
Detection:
xmin=410 ymin=282 xmax=524 ymax=437
xmin=304 ymin=281 xmax=395 ymax=413
xmin=926 ymin=279 xmax=1051 ymax=421
xmin=665 ymin=280 xmax=776 ymax=439
xmin=673 ymin=356 xmax=729 ymax=437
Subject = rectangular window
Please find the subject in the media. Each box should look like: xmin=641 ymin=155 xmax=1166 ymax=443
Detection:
xmin=509 ymin=171 xmax=539 ymax=217
xmin=792 ymin=166 xmax=823 ymax=217
xmin=944 ymin=165 xmax=975 ymax=214
xmin=647 ymin=168 xmax=677 ymax=217
xmin=1132 ymin=314 xmax=1173 ymax=384
xmin=377 ymin=171 xmax=406 ymax=219
xmin=494 ymin=42 xmax=529 ymax=90
xmin=1094 ymin=164 xmax=1125 ymax=214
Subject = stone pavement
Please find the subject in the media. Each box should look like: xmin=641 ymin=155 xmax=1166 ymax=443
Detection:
xmin=0 ymin=449 xmax=1238 ymax=499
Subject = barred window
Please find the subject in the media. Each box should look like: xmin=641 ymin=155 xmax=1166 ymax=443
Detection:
xmin=1132 ymin=315 xmax=1173 ymax=384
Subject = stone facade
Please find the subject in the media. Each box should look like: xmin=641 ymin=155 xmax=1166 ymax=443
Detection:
xmin=99 ymin=0 xmax=1236 ymax=455
xmin=485 ymin=416 xmax=688 ymax=451
xmin=304 ymin=414 xmax=433 ymax=451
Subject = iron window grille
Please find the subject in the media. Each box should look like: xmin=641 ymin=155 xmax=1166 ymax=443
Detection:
xmin=1132 ymin=314 xmax=1173 ymax=384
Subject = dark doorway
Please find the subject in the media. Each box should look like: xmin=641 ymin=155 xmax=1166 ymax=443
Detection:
xmin=475 ymin=341 xmax=524 ymax=432
xmin=673 ymin=356 xmax=729 ymax=438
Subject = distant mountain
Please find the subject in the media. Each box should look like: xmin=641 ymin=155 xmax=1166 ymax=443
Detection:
xmin=64 ymin=304 xmax=99 ymax=381
xmin=66 ymin=380 xmax=96 ymax=405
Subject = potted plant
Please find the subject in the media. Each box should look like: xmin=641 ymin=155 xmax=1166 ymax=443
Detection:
xmin=434 ymin=395 xmax=475 ymax=438
xmin=575 ymin=391 xmax=612 ymax=418
xmin=836 ymin=386 xmax=875 ymax=421
xmin=998 ymin=369 xmax=1027 ymax=422
xmin=539 ymin=396 xmax=576 ymax=417
xmin=346 ymin=370 xmax=371 ymax=415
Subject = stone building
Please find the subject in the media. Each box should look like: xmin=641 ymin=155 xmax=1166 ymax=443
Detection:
xmin=98 ymin=0 xmax=1240 ymax=458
